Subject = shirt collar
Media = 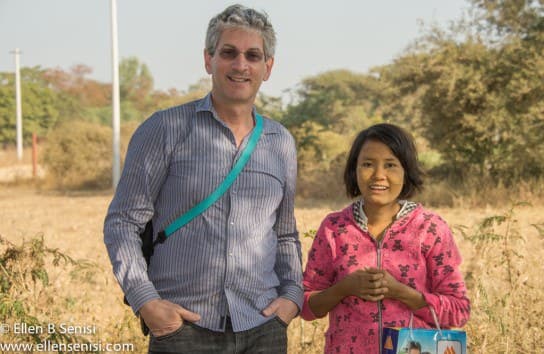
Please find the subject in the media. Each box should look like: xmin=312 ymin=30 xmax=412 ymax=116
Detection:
xmin=195 ymin=92 xmax=281 ymax=134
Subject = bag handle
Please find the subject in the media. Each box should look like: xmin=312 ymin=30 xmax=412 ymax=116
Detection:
xmin=408 ymin=306 xmax=443 ymax=339
xmin=154 ymin=113 xmax=264 ymax=244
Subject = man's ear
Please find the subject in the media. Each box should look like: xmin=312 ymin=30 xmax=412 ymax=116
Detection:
xmin=263 ymin=56 xmax=274 ymax=81
xmin=204 ymin=49 xmax=212 ymax=74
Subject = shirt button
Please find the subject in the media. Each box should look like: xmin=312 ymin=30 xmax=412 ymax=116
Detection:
xmin=228 ymin=252 xmax=233 ymax=257
xmin=230 ymin=221 xmax=234 ymax=225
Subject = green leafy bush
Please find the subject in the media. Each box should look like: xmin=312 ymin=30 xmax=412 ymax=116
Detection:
xmin=43 ymin=120 xmax=112 ymax=189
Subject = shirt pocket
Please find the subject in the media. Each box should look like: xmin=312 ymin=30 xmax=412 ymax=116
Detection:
xmin=167 ymin=156 xmax=230 ymax=206
xmin=243 ymin=165 xmax=283 ymax=185
xmin=169 ymin=156 xmax=228 ymax=179
xmin=238 ymin=163 xmax=284 ymax=200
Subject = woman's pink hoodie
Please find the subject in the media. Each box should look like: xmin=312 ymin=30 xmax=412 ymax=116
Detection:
xmin=301 ymin=204 xmax=470 ymax=354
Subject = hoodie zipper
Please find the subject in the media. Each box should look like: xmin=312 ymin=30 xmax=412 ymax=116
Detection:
xmin=375 ymin=224 xmax=393 ymax=354
xmin=354 ymin=201 xmax=405 ymax=353
xmin=361 ymin=225 xmax=388 ymax=354
xmin=376 ymin=235 xmax=384 ymax=354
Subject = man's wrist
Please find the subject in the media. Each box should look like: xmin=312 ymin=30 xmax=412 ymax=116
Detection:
xmin=279 ymin=285 xmax=304 ymax=312
xmin=125 ymin=281 xmax=161 ymax=314
xmin=138 ymin=298 xmax=161 ymax=317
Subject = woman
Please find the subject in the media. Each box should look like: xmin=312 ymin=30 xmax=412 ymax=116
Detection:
xmin=301 ymin=123 xmax=470 ymax=354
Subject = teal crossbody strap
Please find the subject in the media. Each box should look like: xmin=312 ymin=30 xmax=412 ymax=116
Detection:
xmin=157 ymin=113 xmax=264 ymax=241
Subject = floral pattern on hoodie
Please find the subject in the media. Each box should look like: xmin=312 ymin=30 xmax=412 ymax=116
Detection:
xmin=301 ymin=203 xmax=470 ymax=354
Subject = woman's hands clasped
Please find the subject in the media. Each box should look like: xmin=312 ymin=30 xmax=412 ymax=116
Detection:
xmin=337 ymin=268 xmax=388 ymax=301
xmin=307 ymin=266 xmax=426 ymax=318
xmin=339 ymin=267 xmax=426 ymax=309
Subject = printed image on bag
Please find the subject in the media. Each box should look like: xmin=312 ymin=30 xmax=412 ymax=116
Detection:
xmin=383 ymin=328 xmax=466 ymax=354
xmin=382 ymin=308 xmax=467 ymax=354
xmin=437 ymin=339 xmax=463 ymax=354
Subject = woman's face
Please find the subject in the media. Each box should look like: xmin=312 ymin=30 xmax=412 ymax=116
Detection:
xmin=356 ymin=139 xmax=405 ymax=210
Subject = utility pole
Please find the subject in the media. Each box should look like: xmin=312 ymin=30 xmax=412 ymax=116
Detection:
xmin=110 ymin=0 xmax=121 ymax=189
xmin=11 ymin=48 xmax=23 ymax=161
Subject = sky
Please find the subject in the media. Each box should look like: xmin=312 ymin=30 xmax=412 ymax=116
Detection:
xmin=0 ymin=0 xmax=470 ymax=98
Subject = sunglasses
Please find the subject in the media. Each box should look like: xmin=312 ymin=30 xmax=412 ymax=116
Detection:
xmin=217 ymin=47 xmax=265 ymax=63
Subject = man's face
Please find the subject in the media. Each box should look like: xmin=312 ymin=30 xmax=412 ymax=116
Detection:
xmin=204 ymin=27 xmax=274 ymax=107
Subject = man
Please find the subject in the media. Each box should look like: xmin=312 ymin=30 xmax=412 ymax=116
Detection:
xmin=104 ymin=4 xmax=302 ymax=353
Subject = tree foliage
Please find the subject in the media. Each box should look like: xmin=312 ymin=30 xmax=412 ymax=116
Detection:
xmin=283 ymin=70 xmax=387 ymax=197
xmin=1 ymin=0 xmax=543 ymax=191
xmin=377 ymin=0 xmax=544 ymax=182
xmin=119 ymin=57 xmax=155 ymax=117
xmin=42 ymin=120 xmax=112 ymax=189
xmin=279 ymin=0 xmax=544 ymax=193
xmin=0 ymin=67 xmax=61 ymax=145
xmin=470 ymin=0 xmax=544 ymax=39
xmin=285 ymin=70 xmax=383 ymax=133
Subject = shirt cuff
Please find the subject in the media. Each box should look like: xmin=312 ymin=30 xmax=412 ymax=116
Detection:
xmin=125 ymin=281 xmax=161 ymax=314
xmin=280 ymin=284 xmax=304 ymax=312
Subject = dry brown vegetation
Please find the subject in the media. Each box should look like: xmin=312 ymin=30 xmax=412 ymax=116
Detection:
xmin=0 ymin=185 xmax=542 ymax=353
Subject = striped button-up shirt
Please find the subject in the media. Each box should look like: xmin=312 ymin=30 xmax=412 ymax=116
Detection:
xmin=104 ymin=93 xmax=303 ymax=332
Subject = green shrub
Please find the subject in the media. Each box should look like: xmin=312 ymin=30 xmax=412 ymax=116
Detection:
xmin=42 ymin=120 xmax=141 ymax=190
xmin=43 ymin=121 xmax=112 ymax=189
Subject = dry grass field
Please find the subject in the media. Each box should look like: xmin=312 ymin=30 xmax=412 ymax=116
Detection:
xmin=0 ymin=185 xmax=542 ymax=353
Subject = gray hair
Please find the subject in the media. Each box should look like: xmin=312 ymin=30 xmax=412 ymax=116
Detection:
xmin=205 ymin=4 xmax=276 ymax=59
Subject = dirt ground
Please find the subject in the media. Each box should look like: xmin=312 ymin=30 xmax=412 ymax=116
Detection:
xmin=0 ymin=186 xmax=542 ymax=353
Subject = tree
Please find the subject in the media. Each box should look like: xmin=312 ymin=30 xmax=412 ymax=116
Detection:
xmin=255 ymin=92 xmax=284 ymax=121
xmin=281 ymin=70 xmax=387 ymax=197
xmin=44 ymin=65 xmax=111 ymax=109
xmin=43 ymin=120 xmax=112 ymax=189
xmin=119 ymin=57 xmax=154 ymax=112
xmin=43 ymin=65 xmax=111 ymax=124
xmin=378 ymin=0 xmax=544 ymax=183
xmin=0 ymin=67 xmax=61 ymax=145
xmin=284 ymin=70 xmax=383 ymax=133
xmin=469 ymin=0 xmax=544 ymax=40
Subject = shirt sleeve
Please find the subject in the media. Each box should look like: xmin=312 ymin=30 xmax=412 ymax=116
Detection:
xmin=414 ymin=214 xmax=471 ymax=328
xmin=300 ymin=218 xmax=336 ymax=320
xmin=103 ymin=113 xmax=170 ymax=314
xmin=273 ymin=131 xmax=304 ymax=310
